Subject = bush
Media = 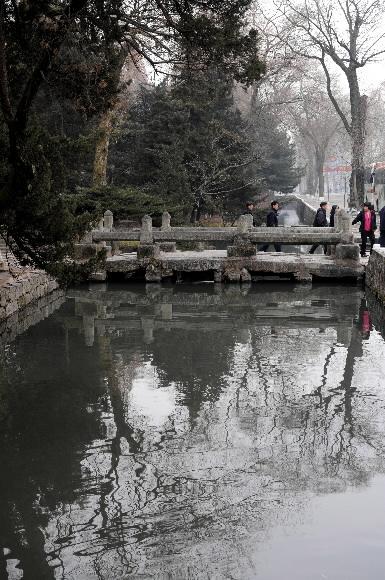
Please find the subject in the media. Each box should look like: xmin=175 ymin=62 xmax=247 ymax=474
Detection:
xmin=69 ymin=185 xmax=186 ymax=223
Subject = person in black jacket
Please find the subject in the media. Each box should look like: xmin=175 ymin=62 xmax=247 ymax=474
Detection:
xmin=329 ymin=205 xmax=338 ymax=228
xmin=260 ymin=201 xmax=281 ymax=252
xmin=379 ymin=205 xmax=385 ymax=247
xmin=309 ymin=201 xmax=328 ymax=254
xmin=352 ymin=202 xmax=377 ymax=257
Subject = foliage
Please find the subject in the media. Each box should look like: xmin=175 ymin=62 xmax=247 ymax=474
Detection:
xmin=110 ymin=69 xmax=254 ymax=221
xmin=70 ymin=185 xmax=184 ymax=222
xmin=0 ymin=0 xmax=264 ymax=278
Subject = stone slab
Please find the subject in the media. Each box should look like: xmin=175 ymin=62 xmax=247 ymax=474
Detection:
xmin=105 ymin=250 xmax=365 ymax=281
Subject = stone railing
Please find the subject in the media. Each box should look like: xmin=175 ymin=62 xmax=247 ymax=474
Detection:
xmin=88 ymin=209 xmax=359 ymax=262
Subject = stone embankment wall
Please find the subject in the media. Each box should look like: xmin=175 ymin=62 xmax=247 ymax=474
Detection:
xmin=366 ymin=249 xmax=385 ymax=301
xmin=280 ymin=194 xmax=316 ymax=225
xmin=0 ymin=270 xmax=59 ymax=321
xmin=0 ymin=287 xmax=65 ymax=345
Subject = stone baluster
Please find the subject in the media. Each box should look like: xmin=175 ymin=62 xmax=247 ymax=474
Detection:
xmin=161 ymin=211 xmax=171 ymax=231
xmin=140 ymin=215 xmax=153 ymax=244
xmin=160 ymin=211 xmax=177 ymax=252
xmin=104 ymin=210 xmax=113 ymax=232
xmin=334 ymin=209 xmax=341 ymax=231
xmin=335 ymin=209 xmax=359 ymax=261
xmin=227 ymin=214 xmax=256 ymax=257
xmin=94 ymin=213 xmax=110 ymax=261
xmin=339 ymin=209 xmax=354 ymax=243
xmin=237 ymin=214 xmax=253 ymax=234
xmin=138 ymin=215 xmax=160 ymax=259
xmin=76 ymin=215 xmax=105 ymax=263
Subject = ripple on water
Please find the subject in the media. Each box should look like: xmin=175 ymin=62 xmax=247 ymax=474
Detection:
xmin=1 ymin=284 xmax=385 ymax=578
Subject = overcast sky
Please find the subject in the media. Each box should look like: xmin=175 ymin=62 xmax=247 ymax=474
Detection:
xmin=255 ymin=0 xmax=385 ymax=94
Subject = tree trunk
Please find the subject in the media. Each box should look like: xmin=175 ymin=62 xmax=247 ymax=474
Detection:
xmin=349 ymin=75 xmax=367 ymax=208
xmin=304 ymin=151 xmax=317 ymax=196
xmin=315 ymin=147 xmax=325 ymax=198
xmin=92 ymin=108 xmax=114 ymax=187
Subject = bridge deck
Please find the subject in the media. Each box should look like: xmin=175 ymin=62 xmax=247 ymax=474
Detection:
xmin=105 ymin=250 xmax=365 ymax=282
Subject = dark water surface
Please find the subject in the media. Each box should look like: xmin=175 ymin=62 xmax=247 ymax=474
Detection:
xmin=1 ymin=283 xmax=385 ymax=579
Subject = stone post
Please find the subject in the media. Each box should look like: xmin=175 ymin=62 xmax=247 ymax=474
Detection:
xmin=334 ymin=209 xmax=341 ymax=231
xmin=140 ymin=215 xmax=153 ymax=244
xmin=159 ymin=211 xmax=176 ymax=252
xmin=104 ymin=210 xmax=113 ymax=232
xmin=138 ymin=215 xmax=160 ymax=259
xmin=339 ymin=209 xmax=354 ymax=243
xmin=161 ymin=211 xmax=171 ymax=231
xmin=227 ymin=214 xmax=256 ymax=257
xmin=97 ymin=212 xmax=112 ymax=258
xmin=237 ymin=214 xmax=253 ymax=234
xmin=335 ymin=209 xmax=360 ymax=261
xmin=112 ymin=241 xmax=120 ymax=256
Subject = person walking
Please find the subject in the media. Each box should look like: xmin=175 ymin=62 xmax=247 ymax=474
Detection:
xmin=379 ymin=205 xmax=385 ymax=247
xmin=352 ymin=202 xmax=377 ymax=257
xmin=243 ymin=201 xmax=257 ymax=227
xmin=260 ymin=201 xmax=281 ymax=252
xmin=309 ymin=201 xmax=328 ymax=254
xmin=329 ymin=205 xmax=338 ymax=228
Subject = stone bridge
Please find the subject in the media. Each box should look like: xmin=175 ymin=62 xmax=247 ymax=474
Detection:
xmin=79 ymin=207 xmax=364 ymax=284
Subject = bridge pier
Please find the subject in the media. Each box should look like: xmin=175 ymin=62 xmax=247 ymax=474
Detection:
xmin=293 ymin=271 xmax=313 ymax=283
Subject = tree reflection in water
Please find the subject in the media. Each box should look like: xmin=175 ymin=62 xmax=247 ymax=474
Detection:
xmin=0 ymin=284 xmax=385 ymax=578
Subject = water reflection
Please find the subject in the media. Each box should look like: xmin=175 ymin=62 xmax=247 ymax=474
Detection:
xmin=1 ymin=283 xmax=385 ymax=578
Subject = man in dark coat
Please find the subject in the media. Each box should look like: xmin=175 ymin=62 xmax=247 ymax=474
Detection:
xmin=309 ymin=201 xmax=328 ymax=254
xmin=379 ymin=205 xmax=385 ymax=247
xmin=352 ymin=202 xmax=377 ymax=257
xmin=260 ymin=201 xmax=281 ymax=252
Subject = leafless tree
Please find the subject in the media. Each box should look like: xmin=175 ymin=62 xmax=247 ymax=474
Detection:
xmin=276 ymin=0 xmax=385 ymax=206
xmin=365 ymin=81 xmax=385 ymax=164
xmin=285 ymin=69 xmax=344 ymax=196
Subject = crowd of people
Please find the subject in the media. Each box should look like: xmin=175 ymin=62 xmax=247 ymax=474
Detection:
xmin=243 ymin=200 xmax=385 ymax=257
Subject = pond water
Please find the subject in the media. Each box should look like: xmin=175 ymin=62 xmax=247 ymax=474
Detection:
xmin=1 ymin=283 xmax=385 ymax=579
